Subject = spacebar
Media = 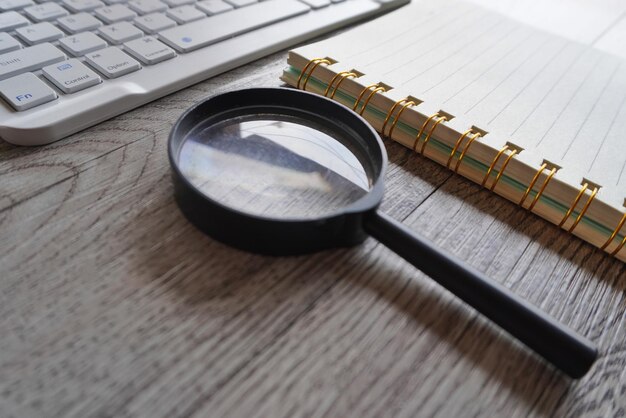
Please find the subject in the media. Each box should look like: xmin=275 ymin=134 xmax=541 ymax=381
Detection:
xmin=158 ymin=0 xmax=311 ymax=53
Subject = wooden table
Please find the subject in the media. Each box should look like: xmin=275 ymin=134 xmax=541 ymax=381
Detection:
xmin=1 ymin=50 xmax=625 ymax=418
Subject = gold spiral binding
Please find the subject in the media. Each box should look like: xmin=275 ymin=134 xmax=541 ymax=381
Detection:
xmin=388 ymin=100 xmax=415 ymax=138
xmin=353 ymin=84 xmax=378 ymax=110
xmin=558 ymin=183 xmax=588 ymax=228
xmin=324 ymin=71 xmax=356 ymax=98
xmin=381 ymin=98 xmax=407 ymax=136
xmin=412 ymin=113 xmax=446 ymax=153
xmin=447 ymin=129 xmax=471 ymax=169
xmin=610 ymin=234 xmax=626 ymax=256
xmin=600 ymin=211 xmax=626 ymax=251
xmin=481 ymin=145 xmax=509 ymax=187
xmin=297 ymin=58 xmax=323 ymax=88
xmin=381 ymin=98 xmax=415 ymax=137
xmin=527 ymin=167 xmax=557 ymax=212
xmin=519 ymin=163 xmax=547 ymax=207
xmin=420 ymin=115 xmax=446 ymax=155
xmin=567 ymin=186 xmax=598 ymax=233
xmin=489 ymin=149 xmax=518 ymax=191
xmin=331 ymin=73 xmax=357 ymax=100
xmin=301 ymin=59 xmax=331 ymax=91
xmin=558 ymin=183 xmax=599 ymax=233
xmin=453 ymin=131 xmax=481 ymax=173
xmin=353 ymin=84 xmax=386 ymax=115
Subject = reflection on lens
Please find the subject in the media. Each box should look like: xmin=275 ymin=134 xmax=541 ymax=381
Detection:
xmin=178 ymin=114 xmax=374 ymax=219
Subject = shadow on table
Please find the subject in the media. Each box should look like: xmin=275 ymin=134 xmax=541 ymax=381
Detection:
xmin=383 ymin=138 xmax=626 ymax=285
xmin=129 ymin=136 xmax=609 ymax=415
xmin=137 ymin=206 xmax=574 ymax=416
xmin=342 ymin=257 xmax=573 ymax=416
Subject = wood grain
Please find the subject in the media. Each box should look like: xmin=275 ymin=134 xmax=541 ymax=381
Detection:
xmin=0 ymin=50 xmax=625 ymax=418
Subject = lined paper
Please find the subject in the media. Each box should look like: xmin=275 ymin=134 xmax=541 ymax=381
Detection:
xmin=293 ymin=0 xmax=626 ymax=208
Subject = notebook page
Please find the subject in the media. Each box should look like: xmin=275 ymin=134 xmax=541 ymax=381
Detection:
xmin=291 ymin=0 xmax=626 ymax=212
xmin=468 ymin=0 xmax=626 ymax=56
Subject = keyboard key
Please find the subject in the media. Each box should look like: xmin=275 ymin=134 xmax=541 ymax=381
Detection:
xmin=24 ymin=2 xmax=68 ymax=21
xmin=0 ymin=72 xmax=56 ymax=110
xmin=166 ymin=5 xmax=204 ymax=23
xmin=62 ymin=0 xmax=103 ymax=12
xmin=0 ymin=33 xmax=21 ymax=53
xmin=94 ymin=4 xmax=136 ymax=23
xmin=98 ymin=21 xmax=142 ymax=43
xmin=162 ymin=0 xmax=192 ymax=7
xmin=16 ymin=21 xmax=64 ymax=44
xmin=0 ymin=11 xmax=30 ymax=30
xmin=85 ymin=46 xmax=140 ymax=78
xmin=133 ymin=12 xmax=175 ymax=33
xmin=0 ymin=0 xmax=34 ymax=11
xmin=159 ymin=0 xmax=309 ymax=52
xmin=297 ymin=0 xmax=329 ymax=8
xmin=128 ymin=0 xmax=166 ymax=14
xmin=0 ymin=42 xmax=65 ymax=80
xmin=59 ymin=31 xmax=106 ymax=55
xmin=196 ymin=0 xmax=232 ymax=15
xmin=124 ymin=35 xmax=173 ymax=64
xmin=57 ymin=12 xmax=102 ymax=33
xmin=102 ymin=0 xmax=127 ymax=4
xmin=42 ymin=58 xmax=101 ymax=93
xmin=224 ymin=0 xmax=256 ymax=7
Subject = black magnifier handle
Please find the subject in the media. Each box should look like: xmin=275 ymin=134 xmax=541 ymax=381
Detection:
xmin=363 ymin=211 xmax=597 ymax=378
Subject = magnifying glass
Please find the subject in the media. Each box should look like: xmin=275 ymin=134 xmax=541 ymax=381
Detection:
xmin=168 ymin=87 xmax=597 ymax=378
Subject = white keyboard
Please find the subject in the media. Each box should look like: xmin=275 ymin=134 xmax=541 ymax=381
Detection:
xmin=0 ymin=0 xmax=408 ymax=145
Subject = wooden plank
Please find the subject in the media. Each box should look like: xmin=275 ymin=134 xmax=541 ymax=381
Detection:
xmin=0 ymin=53 xmax=288 ymax=213
xmin=0 ymin=81 xmax=452 ymax=417
xmin=193 ymin=171 xmax=626 ymax=418
xmin=0 ymin=50 xmax=624 ymax=418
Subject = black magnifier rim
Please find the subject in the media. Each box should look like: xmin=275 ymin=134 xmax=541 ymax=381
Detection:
xmin=168 ymin=87 xmax=387 ymax=255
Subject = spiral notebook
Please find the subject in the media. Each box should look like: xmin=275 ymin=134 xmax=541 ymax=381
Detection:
xmin=281 ymin=0 xmax=626 ymax=262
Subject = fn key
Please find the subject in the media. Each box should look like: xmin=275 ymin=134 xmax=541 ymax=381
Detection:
xmin=0 ymin=72 xmax=57 ymax=111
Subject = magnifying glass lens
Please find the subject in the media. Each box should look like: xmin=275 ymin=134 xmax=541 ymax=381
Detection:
xmin=177 ymin=114 xmax=375 ymax=219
